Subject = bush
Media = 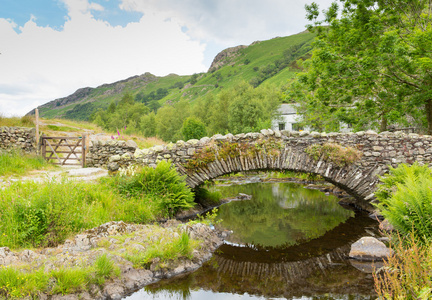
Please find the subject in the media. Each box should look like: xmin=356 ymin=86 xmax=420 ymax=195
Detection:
xmin=375 ymin=163 xmax=432 ymax=245
xmin=181 ymin=117 xmax=207 ymax=141
xmin=107 ymin=161 xmax=195 ymax=217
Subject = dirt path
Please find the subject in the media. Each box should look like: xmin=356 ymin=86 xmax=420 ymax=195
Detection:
xmin=0 ymin=166 xmax=108 ymax=187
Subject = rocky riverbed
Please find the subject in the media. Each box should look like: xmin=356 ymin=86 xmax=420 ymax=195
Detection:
xmin=0 ymin=221 xmax=230 ymax=299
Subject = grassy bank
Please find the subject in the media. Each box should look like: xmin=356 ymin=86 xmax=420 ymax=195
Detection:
xmin=0 ymin=161 xmax=195 ymax=249
xmin=0 ymin=150 xmax=55 ymax=177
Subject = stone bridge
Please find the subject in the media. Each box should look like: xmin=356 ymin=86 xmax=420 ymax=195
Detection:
xmin=87 ymin=129 xmax=432 ymax=210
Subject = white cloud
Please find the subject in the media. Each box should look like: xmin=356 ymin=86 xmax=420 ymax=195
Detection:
xmin=120 ymin=0 xmax=335 ymax=47
xmin=0 ymin=0 xmax=206 ymax=116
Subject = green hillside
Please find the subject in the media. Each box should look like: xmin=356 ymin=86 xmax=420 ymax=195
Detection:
xmin=33 ymin=31 xmax=315 ymax=122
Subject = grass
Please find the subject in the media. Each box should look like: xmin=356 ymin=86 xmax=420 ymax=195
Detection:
xmin=0 ymin=115 xmax=35 ymax=127
xmin=0 ymin=149 xmax=54 ymax=177
xmin=123 ymin=231 xmax=194 ymax=269
xmin=0 ymin=161 xmax=195 ymax=249
xmin=374 ymin=233 xmax=432 ymax=299
xmin=0 ymin=254 xmax=121 ymax=298
xmin=0 ymin=178 xmax=156 ymax=249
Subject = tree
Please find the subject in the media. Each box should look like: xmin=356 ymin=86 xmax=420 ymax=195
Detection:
xmin=291 ymin=0 xmax=432 ymax=133
xmin=181 ymin=117 xmax=207 ymax=140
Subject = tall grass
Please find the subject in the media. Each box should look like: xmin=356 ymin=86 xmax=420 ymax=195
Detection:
xmin=0 ymin=178 xmax=155 ymax=249
xmin=0 ymin=149 xmax=52 ymax=177
xmin=0 ymin=161 xmax=195 ymax=249
xmin=374 ymin=234 xmax=432 ymax=299
xmin=0 ymin=114 xmax=34 ymax=127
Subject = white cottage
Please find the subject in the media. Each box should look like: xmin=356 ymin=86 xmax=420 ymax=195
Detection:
xmin=271 ymin=104 xmax=304 ymax=131
xmin=271 ymin=103 xmax=352 ymax=133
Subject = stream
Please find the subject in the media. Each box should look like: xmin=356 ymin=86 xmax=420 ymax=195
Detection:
xmin=124 ymin=179 xmax=380 ymax=300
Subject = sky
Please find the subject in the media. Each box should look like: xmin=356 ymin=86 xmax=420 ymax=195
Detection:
xmin=0 ymin=0 xmax=334 ymax=117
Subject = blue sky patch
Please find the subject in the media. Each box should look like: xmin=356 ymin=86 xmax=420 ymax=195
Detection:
xmin=0 ymin=0 xmax=68 ymax=32
xmin=0 ymin=0 xmax=143 ymax=32
xmin=90 ymin=0 xmax=143 ymax=27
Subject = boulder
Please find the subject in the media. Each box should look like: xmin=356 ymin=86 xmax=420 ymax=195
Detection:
xmin=379 ymin=219 xmax=394 ymax=232
xmin=349 ymin=236 xmax=394 ymax=261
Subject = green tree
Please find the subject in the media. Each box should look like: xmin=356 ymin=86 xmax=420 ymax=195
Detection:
xmin=181 ymin=117 xmax=207 ymax=140
xmin=291 ymin=0 xmax=432 ymax=133
xmin=141 ymin=112 xmax=157 ymax=137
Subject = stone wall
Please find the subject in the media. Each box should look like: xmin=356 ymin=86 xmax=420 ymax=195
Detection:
xmin=86 ymin=129 xmax=432 ymax=209
xmin=86 ymin=139 xmax=138 ymax=168
xmin=0 ymin=126 xmax=37 ymax=153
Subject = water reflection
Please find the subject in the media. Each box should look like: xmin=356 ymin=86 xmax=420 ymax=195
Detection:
xmin=124 ymin=182 xmax=379 ymax=300
xmin=214 ymin=182 xmax=354 ymax=248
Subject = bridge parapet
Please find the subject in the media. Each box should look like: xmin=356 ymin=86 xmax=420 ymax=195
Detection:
xmin=88 ymin=129 xmax=432 ymax=210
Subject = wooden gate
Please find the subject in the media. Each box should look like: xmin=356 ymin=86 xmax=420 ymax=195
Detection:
xmin=41 ymin=136 xmax=86 ymax=167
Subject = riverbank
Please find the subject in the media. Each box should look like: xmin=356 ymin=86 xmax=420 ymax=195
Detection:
xmin=0 ymin=221 xmax=228 ymax=299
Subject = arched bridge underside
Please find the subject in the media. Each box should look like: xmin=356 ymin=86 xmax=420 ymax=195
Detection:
xmin=132 ymin=130 xmax=432 ymax=210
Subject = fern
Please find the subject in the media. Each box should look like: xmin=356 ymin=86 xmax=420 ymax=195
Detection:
xmin=375 ymin=163 xmax=432 ymax=245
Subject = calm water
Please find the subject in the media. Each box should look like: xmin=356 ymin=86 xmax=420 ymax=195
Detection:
xmin=124 ymin=182 xmax=379 ymax=300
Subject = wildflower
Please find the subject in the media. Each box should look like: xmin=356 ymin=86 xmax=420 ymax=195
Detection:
xmin=111 ymin=136 xmax=114 ymax=140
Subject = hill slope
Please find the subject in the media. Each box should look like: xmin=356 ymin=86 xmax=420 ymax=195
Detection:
xmin=28 ymin=31 xmax=315 ymax=121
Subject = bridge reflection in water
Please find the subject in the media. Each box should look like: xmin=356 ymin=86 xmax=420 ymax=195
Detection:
xmin=144 ymin=212 xmax=380 ymax=300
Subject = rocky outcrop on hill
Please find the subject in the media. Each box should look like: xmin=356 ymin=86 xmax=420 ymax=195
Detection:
xmin=26 ymin=73 xmax=159 ymax=116
xmin=208 ymin=45 xmax=248 ymax=72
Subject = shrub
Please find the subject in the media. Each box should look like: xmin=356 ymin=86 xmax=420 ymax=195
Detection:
xmin=181 ymin=117 xmax=207 ymax=141
xmin=305 ymin=143 xmax=362 ymax=167
xmin=107 ymin=160 xmax=195 ymax=217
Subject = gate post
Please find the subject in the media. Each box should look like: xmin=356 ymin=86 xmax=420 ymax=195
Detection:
xmin=82 ymin=134 xmax=86 ymax=167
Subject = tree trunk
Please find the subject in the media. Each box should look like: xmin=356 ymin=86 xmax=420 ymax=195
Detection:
xmin=380 ymin=115 xmax=388 ymax=132
xmin=426 ymin=99 xmax=432 ymax=135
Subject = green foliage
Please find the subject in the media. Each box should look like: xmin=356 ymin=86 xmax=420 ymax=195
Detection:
xmin=106 ymin=160 xmax=195 ymax=217
xmin=0 ymin=149 xmax=52 ymax=177
xmin=181 ymin=117 xmax=207 ymax=141
xmin=291 ymin=0 xmax=432 ymax=133
xmin=305 ymin=143 xmax=362 ymax=167
xmin=375 ymin=163 xmax=432 ymax=245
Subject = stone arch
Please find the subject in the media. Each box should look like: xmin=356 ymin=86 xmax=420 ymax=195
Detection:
xmin=90 ymin=129 xmax=432 ymax=211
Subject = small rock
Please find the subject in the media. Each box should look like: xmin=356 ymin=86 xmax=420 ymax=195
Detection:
xmin=379 ymin=219 xmax=394 ymax=232
xmin=349 ymin=237 xmax=394 ymax=261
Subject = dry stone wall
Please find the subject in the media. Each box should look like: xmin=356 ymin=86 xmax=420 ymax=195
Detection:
xmin=86 ymin=129 xmax=432 ymax=209
xmin=86 ymin=139 xmax=138 ymax=168
xmin=0 ymin=126 xmax=36 ymax=153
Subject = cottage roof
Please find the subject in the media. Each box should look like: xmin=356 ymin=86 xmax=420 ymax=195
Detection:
xmin=277 ymin=104 xmax=298 ymax=115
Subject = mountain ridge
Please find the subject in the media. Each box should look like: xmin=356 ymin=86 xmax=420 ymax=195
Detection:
xmin=28 ymin=31 xmax=315 ymax=120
